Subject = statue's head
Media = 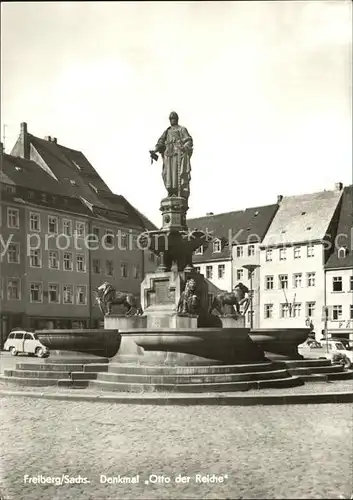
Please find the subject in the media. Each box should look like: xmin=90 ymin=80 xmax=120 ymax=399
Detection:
xmin=169 ymin=111 xmax=179 ymax=126
xmin=187 ymin=278 xmax=196 ymax=292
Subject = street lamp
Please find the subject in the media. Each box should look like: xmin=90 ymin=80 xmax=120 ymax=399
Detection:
xmin=242 ymin=264 xmax=260 ymax=330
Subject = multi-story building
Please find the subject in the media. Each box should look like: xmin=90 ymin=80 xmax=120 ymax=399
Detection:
xmin=259 ymin=184 xmax=344 ymax=338
xmin=324 ymin=185 xmax=353 ymax=340
xmin=0 ymin=124 xmax=157 ymax=345
xmin=188 ymin=202 xmax=279 ymax=327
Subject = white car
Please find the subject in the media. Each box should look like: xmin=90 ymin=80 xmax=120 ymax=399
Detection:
xmin=298 ymin=339 xmax=353 ymax=368
xmin=3 ymin=330 xmax=49 ymax=358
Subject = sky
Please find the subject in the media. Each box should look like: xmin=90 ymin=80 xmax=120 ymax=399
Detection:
xmin=1 ymin=1 xmax=352 ymax=225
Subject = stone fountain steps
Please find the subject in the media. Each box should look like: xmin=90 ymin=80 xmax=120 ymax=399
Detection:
xmin=107 ymin=362 xmax=276 ymax=375
xmin=89 ymin=375 xmax=303 ymax=393
xmin=4 ymin=370 xmax=69 ymax=379
xmin=0 ymin=376 xmax=60 ymax=387
xmin=287 ymin=365 xmax=344 ymax=375
xmin=94 ymin=368 xmax=293 ymax=385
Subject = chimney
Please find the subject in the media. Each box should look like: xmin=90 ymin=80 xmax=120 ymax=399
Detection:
xmin=0 ymin=142 xmax=4 ymax=155
xmin=20 ymin=122 xmax=30 ymax=159
xmin=44 ymin=136 xmax=52 ymax=142
xmin=277 ymin=195 xmax=283 ymax=203
xmin=335 ymin=182 xmax=343 ymax=191
xmin=206 ymin=212 xmax=214 ymax=216
xmin=51 ymin=137 xmax=57 ymax=144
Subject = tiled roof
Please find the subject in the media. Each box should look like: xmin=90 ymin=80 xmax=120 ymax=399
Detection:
xmin=1 ymin=154 xmax=68 ymax=195
xmin=325 ymin=185 xmax=353 ymax=269
xmin=261 ymin=189 xmax=343 ymax=247
xmin=10 ymin=128 xmax=157 ymax=232
xmin=188 ymin=204 xmax=279 ymax=262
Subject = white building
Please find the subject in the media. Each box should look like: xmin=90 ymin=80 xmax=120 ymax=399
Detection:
xmin=259 ymin=184 xmax=344 ymax=338
xmin=324 ymin=186 xmax=353 ymax=341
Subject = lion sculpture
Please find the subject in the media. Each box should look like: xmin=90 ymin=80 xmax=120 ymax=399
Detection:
xmin=95 ymin=282 xmax=143 ymax=316
xmin=209 ymin=282 xmax=250 ymax=317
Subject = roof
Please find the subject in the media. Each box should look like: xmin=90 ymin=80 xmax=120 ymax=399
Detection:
xmin=325 ymin=186 xmax=353 ymax=269
xmin=261 ymin=189 xmax=343 ymax=247
xmin=188 ymin=204 xmax=279 ymax=262
xmin=10 ymin=127 xmax=157 ymax=231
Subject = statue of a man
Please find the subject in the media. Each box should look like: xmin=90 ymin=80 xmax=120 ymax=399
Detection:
xmin=150 ymin=112 xmax=193 ymax=199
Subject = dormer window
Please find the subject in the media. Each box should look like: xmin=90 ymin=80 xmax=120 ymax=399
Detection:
xmin=338 ymin=247 xmax=347 ymax=259
xmin=72 ymin=161 xmax=81 ymax=171
xmin=213 ymin=239 xmax=221 ymax=253
xmin=5 ymin=185 xmax=15 ymax=193
xmin=194 ymin=246 xmax=203 ymax=255
xmin=15 ymin=166 xmax=22 ymax=172
xmin=89 ymin=183 xmax=98 ymax=194
xmin=70 ymin=180 xmax=77 ymax=186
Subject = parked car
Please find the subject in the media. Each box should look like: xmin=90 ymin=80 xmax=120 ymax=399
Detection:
xmin=3 ymin=330 xmax=49 ymax=357
xmin=298 ymin=339 xmax=353 ymax=368
xmin=320 ymin=338 xmax=353 ymax=351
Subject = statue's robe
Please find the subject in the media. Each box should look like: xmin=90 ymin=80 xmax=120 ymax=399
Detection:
xmin=155 ymin=124 xmax=193 ymax=199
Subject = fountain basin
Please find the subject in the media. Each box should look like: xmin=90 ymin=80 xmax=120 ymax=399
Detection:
xmin=35 ymin=329 xmax=121 ymax=358
xmin=250 ymin=328 xmax=310 ymax=360
xmin=118 ymin=328 xmax=266 ymax=364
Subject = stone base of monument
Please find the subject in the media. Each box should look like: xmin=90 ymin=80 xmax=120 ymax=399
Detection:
xmin=104 ymin=315 xmax=147 ymax=330
xmin=217 ymin=315 xmax=246 ymax=328
xmin=250 ymin=328 xmax=311 ymax=360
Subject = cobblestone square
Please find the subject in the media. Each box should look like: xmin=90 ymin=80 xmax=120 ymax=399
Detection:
xmin=1 ymin=397 xmax=352 ymax=499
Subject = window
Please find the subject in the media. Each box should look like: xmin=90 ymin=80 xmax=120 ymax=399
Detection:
xmin=133 ymin=264 xmax=140 ymax=279
xmin=293 ymin=246 xmax=301 ymax=259
xmin=194 ymin=266 xmax=201 ymax=273
xmin=279 ymin=275 xmax=288 ymax=289
xmin=24 ymin=333 xmax=32 ymax=340
xmin=248 ymin=245 xmax=255 ymax=257
xmin=293 ymin=303 xmax=301 ymax=318
xmin=293 ymin=273 xmax=302 ymax=288
xmin=247 ymin=310 xmax=254 ymax=323
xmin=265 ymin=249 xmax=272 ymax=262
xmin=105 ymin=229 xmax=114 ymax=246
xmin=332 ymin=305 xmax=343 ymax=320
xmin=7 ymin=208 xmax=19 ymax=228
xmin=350 ymin=305 xmax=353 ymax=320
xmin=93 ymin=259 xmax=100 ymax=274
xmin=7 ymin=243 xmax=20 ymax=264
xmin=236 ymin=269 xmax=244 ymax=281
xmin=213 ymin=239 xmax=221 ymax=253
xmin=49 ymin=251 xmax=59 ymax=269
xmin=30 ymin=283 xmax=42 ymax=302
xmin=30 ymin=212 xmax=40 ymax=231
xmin=236 ymin=246 xmax=243 ymax=258
xmin=279 ymin=248 xmax=287 ymax=261
xmin=332 ymin=276 xmax=343 ymax=292
xmin=63 ymin=252 xmax=73 ymax=271
xmin=92 ymin=227 xmax=100 ymax=237
xmin=306 ymin=302 xmax=316 ymax=317
xmin=63 ymin=219 xmax=72 ymax=236
xmin=265 ymin=276 xmax=274 ymax=290
xmin=63 ymin=285 xmax=73 ymax=304
xmin=206 ymin=265 xmax=213 ymax=279
xmin=30 ymin=249 xmax=41 ymax=268
xmin=76 ymin=221 xmax=85 ymax=237
xmin=280 ymin=303 xmax=290 ymax=318
xmin=218 ymin=264 xmax=225 ymax=279
xmin=76 ymin=286 xmax=87 ymax=305
xmin=338 ymin=247 xmax=347 ymax=259
xmin=48 ymin=284 xmax=60 ymax=303
xmin=264 ymin=304 xmax=273 ymax=319
xmin=106 ymin=260 xmax=114 ymax=276
xmin=307 ymin=272 xmax=316 ymax=287
xmin=48 ymin=216 xmax=58 ymax=234
xmin=307 ymin=244 xmax=314 ymax=258
xmin=76 ymin=254 xmax=86 ymax=272
xmin=7 ymin=278 xmax=20 ymax=300
xmin=121 ymin=263 xmax=128 ymax=278
xmin=194 ymin=246 xmax=203 ymax=255
xmin=350 ymin=276 xmax=353 ymax=292
xmin=121 ymin=232 xmax=128 ymax=249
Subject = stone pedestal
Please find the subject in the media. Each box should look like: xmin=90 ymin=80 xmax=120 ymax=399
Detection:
xmin=160 ymin=196 xmax=188 ymax=231
xmin=140 ymin=270 xmax=209 ymax=328
xmin=218 ymin=315 xmax=246 ymax=329
xmin=104 ymin=315 xmax=147 ymax=331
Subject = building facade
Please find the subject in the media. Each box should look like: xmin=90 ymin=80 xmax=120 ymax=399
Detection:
xmin=189 ymin=203 xmax=279 ymax=328
xmin=324 ymin=186 xmax=353 ymax=340
xmin=0 ymin=125 xmax=157 ymax=346
xmin=259 ymin=185 xmax=344 ymax=338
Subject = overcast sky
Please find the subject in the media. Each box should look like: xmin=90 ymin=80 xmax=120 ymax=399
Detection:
xmin=1 ymin=1 xmax=352 ymax=225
